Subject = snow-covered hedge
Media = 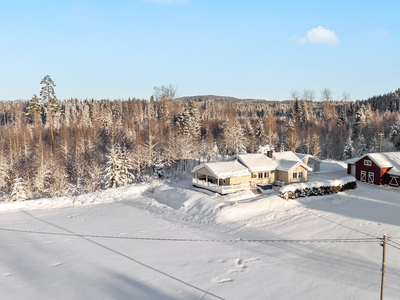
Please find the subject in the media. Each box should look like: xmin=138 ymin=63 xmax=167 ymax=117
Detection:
xmin=279 ymin=177 xmax=357 ymax=200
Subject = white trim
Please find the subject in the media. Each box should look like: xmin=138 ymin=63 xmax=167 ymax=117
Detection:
xmin=360 ymin=170 xmax=366 ymax=182
xmin=389 ymin=176 xmax=399 ymax=187
xmin=368 ymin=172 xmax=374 ymax=184
xmin=364 ymin=160 xmax=372 ymax=166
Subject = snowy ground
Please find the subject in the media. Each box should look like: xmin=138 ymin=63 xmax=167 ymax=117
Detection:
xmin=1 ymin=162 xmax=400 ymax=299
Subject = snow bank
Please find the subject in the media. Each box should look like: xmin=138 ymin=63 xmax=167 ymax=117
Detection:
xmin=279 ymin=177 xmax=356 ymax=199
xmin=0 ymin=183 xmax=150 ymax=212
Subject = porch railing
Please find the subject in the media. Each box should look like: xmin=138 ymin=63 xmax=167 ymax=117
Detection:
xmin=192 ymin=178 xmax=251 ymax=194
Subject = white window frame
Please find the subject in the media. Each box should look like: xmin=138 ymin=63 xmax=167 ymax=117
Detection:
xmin=298 ymin=171 xmax=303 ymax=178
xmin=292 ymin=172 xmax=298 ymax=179
xmin=364 ymin=160 xmax=372 ymax=166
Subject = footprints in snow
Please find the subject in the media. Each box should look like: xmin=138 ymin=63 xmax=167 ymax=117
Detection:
xmin=211 ymin=257 xmax=259 ymax=284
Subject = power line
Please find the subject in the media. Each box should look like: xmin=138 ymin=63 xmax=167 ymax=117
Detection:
xmin=280 ymin=197 xmax=379 ymax=238
xmin=386 ymin=267 xmax=400 ymax=278
xmin=0 ymin=226 xmax=379 ymax=243
xmin=387 ymin=238 xmax=400 ymax=247
xmin=387 ymin=242 xmax=400 ymax=252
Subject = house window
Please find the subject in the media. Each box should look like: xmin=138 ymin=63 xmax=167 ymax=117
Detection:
xmin=364 ymin=160 xmax=372 ymax=166
xmin=265 ymin=172 xmax=269 ymax=178
xmin=258 ymin=172 xmax=268 ymax=179
xmin=293 ymin=172 xmax=298 ymax=179
xmin=258 ymin=173 xmax=263 ymax=179
xmin=298 ymin=172 xmax=303 ymax=178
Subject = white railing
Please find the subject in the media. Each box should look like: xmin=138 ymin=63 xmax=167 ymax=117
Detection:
xmin=192 ymin=178 xmax=251 ymax=194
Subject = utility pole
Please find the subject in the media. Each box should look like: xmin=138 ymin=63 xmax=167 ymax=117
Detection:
xmin=380 ymin=234 xmax=387 ymax=300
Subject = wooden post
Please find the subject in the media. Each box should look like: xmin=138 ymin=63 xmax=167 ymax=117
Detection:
xmin=380 ymin=234 xmax=387 ymax=300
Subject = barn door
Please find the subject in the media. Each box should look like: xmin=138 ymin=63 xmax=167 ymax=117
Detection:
xmin=360 ymin=171 xmax=366 ymax=182
xmin=351 ymin=165 xmax=356 ymax=175
xmin=389 ymin=176 xmax=399 ymax=187
xmin=368 ymin=172 xmax=374 ymax=184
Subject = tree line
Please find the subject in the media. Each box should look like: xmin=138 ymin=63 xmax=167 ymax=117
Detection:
xmin=1 ymin=76 xmax=399 ymax=201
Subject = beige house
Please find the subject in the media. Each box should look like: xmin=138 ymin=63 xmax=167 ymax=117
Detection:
xmin=192 ymin=151 xmax=312 ymax=194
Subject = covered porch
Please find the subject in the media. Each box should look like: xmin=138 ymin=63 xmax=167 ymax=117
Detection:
xmin=192 ymin=178 xmax=251 ymax=194
xmin=191 ymin=160 xmax=252 ymax=194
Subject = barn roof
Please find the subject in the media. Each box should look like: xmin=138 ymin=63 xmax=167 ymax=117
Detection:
xmin=349 ymin=152 xmax=400 ymax=176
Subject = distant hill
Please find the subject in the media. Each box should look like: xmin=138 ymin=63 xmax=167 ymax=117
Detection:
xmin=176 ymin=95 xmax=290 ymax=104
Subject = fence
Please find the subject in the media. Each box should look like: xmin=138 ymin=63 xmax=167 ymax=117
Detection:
xmin=141 ymin=158 xmax=205 ymax=178
xmin=192 ymin=178 xmax=250 ymax=194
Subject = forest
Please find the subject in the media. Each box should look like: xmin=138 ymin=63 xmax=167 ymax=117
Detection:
xmin=1 ymin=75 xmax=400 ymax=201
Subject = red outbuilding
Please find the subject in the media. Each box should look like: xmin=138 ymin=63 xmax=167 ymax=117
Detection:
xmin=346 ymin=152 xmax=400 ymax=187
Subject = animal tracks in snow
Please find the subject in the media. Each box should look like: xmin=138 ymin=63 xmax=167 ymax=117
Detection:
xmin=211 ymin=257 xmax=259 ymax=284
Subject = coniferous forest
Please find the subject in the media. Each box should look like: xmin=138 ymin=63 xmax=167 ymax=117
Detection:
xmin=1 ymin=76 xmax=400 ymax=201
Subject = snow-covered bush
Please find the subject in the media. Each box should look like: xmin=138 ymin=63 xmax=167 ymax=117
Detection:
xmin=279 ymin=177 xmax=357 ymax=200
xmin=11 ymin=177 xmax=27 ymax=201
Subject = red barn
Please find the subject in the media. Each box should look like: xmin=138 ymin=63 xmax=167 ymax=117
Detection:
xmin=346 ymin=152 xmax=400 ymax=187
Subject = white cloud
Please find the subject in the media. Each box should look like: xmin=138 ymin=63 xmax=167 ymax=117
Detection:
xmin=306 ymin=26 xmax=339 ymax=45
xmin=292 ymin=26 xmax=339 ymax=46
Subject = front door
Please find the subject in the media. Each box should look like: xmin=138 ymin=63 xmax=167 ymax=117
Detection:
xmin=360 ymin=171 xmax=366 ymax=182
xmin=368 ymin=172 xmax=374 ymax=184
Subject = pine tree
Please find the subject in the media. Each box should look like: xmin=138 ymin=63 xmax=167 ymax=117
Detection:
xmin=356 ymin=134 xmax=368 ymax=156
xmin=40 ymin=75 xmax=59 ymax=145
xmin=389 ymin=114 xmax=400 ymax=150
xmin=283 ymin=119 xmax=299 ymax=152
xmin=11 ymin=177 xmax=27 ymax=201
xmin=106 ymin=145 xmax=134 ymax=188
xmin=343 ymin=136 xmax=355 ymax=159
xmin=369 ymin=135 xmax=380 ymax=153
xmin=27 ymin=94 xmax=42 ymax=128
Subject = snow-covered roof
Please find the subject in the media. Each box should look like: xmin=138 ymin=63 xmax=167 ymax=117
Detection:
xmin=236 ymin=153 xmax=277 ymax=172
xmin=348 ymin=152 xmax=400 ymax=176
xmin=344 ymin=156 xmax=360 ymax=165
xmin=193 ymin=151 xmax=312 ymax=178
xmin=273 ymin=151 xmax=312 ymax=172
xmin=295 ymin=153 xmax=322 ymax=163
xmin=192 ymin=160 xmax=251 ymax=179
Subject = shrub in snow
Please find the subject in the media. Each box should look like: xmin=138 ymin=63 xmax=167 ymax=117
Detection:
xmin=279 ymin=177 xmax=357 ymax=200
xmin=11 ymin=177 xmax=27 ymax=201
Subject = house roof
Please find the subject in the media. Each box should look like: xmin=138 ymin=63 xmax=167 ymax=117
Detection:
xmin=236 ymin=153 xmax=277 ymax=173
xmin=273 ymin=151 xmax=312 ymax=172
xmin=295 ymin=153 xmax=322 ymax=163
xmin=191 ymin=160 xmax=251 ymax=179
xmin=350 ymin=152 xmax=400 ymax=176
xmin=193 ymin=151 xmax=312 ymax=177
xmin=344 ymin=156 xmax=360 ymax=165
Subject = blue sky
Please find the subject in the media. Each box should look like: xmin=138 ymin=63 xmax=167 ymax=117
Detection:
xmin=0 ymin=0 xmax=399 ymax=101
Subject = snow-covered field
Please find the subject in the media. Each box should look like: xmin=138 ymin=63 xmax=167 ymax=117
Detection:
xmin=1 ymin=162 xmax=400 ymax=299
